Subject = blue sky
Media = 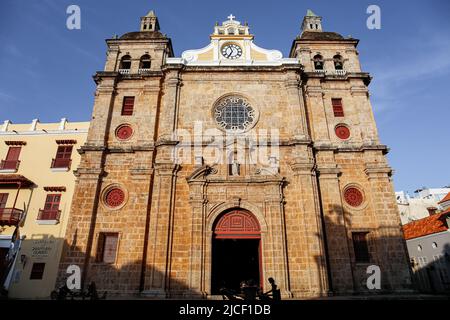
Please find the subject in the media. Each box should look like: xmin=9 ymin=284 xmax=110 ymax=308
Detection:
xmin=0 ymin=0 xmax=449 ymax=194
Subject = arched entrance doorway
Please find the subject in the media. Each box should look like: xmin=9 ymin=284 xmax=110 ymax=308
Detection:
xmin=211 ymin=209 xmax=262 ymax=294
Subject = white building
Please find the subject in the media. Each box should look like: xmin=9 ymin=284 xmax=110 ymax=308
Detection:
xmin=396 ymin=187 xmax=450 ymax=225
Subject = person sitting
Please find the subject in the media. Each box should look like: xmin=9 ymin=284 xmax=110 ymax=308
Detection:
xmin=261 ymin=277 xmax=281 ymax=301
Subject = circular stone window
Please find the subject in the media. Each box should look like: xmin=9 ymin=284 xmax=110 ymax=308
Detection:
xmin=213 ymin=96 xmax=256 ymax=132
xmin=344 ymin=187 xmax=364 ymax=207
xmin=116 ymin=124 xmax=133 ymax=140
xmin=335 ymin=124 xmax=351 ymax=140
xmin=104 ymin=187 xmax=126 ymax=208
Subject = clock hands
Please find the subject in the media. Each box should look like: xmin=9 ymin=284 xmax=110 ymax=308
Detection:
xmin=222 ymin=44 xmax=242 ymax=59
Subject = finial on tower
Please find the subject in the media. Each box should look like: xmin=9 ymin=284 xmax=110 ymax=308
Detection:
xmin=301 ymin=9 xmax=322 ymax=33
xmin=140 ymin=10 xmax=160 ymax=32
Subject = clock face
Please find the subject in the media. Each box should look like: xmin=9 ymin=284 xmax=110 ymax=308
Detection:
xmin=221 ymin=44 xmax=242 ymax=59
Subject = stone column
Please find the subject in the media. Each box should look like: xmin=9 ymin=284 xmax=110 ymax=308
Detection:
xmin=304 ymin=86 xmax=330 ymax=143
xmin=56 ymin=153 xmax=104 ymax=289
xmin=186 ymin=181 xmax=207 ymax=298
xmin=158 ymin=67 xmax=182 ymax=140
xmin=290 ymin=160 xmax=330 ymax=297
xmin=143 ymin=162 xmax=180 ymax=297
xmin=284 ymin=70 xmax=308 ymax=140
xmin=87 ymin=74 xmax=118 ymax=146
xmin=364 ymin=161 xmax=412 ymax=292
xmin=316 ymin=159 xmax=354 ymax=293
xmin=262 ymin=182 xmax=292 ymax=299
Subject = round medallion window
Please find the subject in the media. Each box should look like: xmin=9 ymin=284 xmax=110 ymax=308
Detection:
xmin=104 ymin=188 xmax=125 ymax=208
xmin=335 ymin=124 xmax=350 ymax=140
xmin=213 ymin=96 xmax=256 ymax=132
xmin=116 ymin=124 xmax=133 ymax=140
xmin=344 ymin=187 xmax=364 ymax=207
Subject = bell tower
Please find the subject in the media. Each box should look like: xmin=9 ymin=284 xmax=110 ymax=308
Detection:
xmin=140 ymin=10 xmax=160 ymax=31
xmin=301 ymin=9 xmax=322 ymax=33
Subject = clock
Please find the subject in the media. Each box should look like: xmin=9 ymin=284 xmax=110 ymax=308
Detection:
xmin=221 ymin=44 xmax=242 ymax=59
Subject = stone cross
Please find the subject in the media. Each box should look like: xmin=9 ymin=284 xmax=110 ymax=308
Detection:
xmin=227 ymin=14 xmax=235 ymax=21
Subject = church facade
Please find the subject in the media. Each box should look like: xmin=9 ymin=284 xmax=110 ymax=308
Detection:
xmin=57 ymin=10 xmax=412 ymax=298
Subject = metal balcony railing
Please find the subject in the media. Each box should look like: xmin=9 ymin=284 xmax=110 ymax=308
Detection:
xmin=37 ymin=209 xmax=61 ymax=221
xmin=0 ymin=208 xmax=24 ymax=226
xmin=0 ymin=160 xmax=20 ymax=171
xmin=51 ymin=158 xmax=72 ymax=169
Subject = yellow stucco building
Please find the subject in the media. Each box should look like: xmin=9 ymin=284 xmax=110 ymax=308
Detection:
xmin=0 ymin=119 xmax=88 ymax=298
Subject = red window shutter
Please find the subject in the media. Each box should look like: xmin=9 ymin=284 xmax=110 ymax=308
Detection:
xmin=0 ymin=193 xmax=8 ymax=209
xmin=332 ymin=98 xmax=344 ymax=117
xmin=44 ymin=194 xmax=61 ymax=211
xmin=6 ymin=147 xmax=21 ymax=161
xmin=55 ymin=146 xmax=73 ymax=159
xmin=121 ymin=97 xmax=135 ymax=116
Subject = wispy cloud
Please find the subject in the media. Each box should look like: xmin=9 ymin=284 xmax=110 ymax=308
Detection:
xmin=368 ymin=30 xmax=450 ymax=115
xmin=0 ymin=91 xmax=17 ymax=102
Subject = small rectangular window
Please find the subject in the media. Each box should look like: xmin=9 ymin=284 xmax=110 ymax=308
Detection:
xmin=96 ymin=233 xmax=119 ymax=264
xmin=30 ymin=263 xmax=46 ymax=280
xmin=332 ymin=98 xmax=344 ymax=117
xmin=122 ymin=97 xmax=135 ymax=116
xmin=352 ymin=232 xmax=370 ymax=263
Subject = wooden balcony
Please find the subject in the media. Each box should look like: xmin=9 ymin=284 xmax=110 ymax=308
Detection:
xmin=0 ymin=208 xmax=24 ymax=226
xmin=37 ymin=209 xmax=61 ymax=222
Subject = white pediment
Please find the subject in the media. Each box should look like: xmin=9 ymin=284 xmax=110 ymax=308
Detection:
xmin=166 ymin=14 xmax=299 ymax=67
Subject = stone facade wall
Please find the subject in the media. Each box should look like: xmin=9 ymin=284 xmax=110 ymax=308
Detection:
xmin=57 ymin=16 xmax=412 ymax=298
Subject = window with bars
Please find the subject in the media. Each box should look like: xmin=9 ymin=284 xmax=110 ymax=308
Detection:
xmin=352 ymin=232 xmax=370 ymax=263
xmin=96 ymin=233 xmax=119 ymax=264
xmin=30 ymin=263 xmax=45 ymax=280
xmin=52 ymin=145 xmax=73 ymax=168
xmin=332 ymin=98 xmax=344 ymax=117
xmin=121 ymin=97 xmax=135 ymax=116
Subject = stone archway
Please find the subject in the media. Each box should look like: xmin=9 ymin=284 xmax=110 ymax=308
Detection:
xmin=210 ymin=209 xmax=262 ymax=294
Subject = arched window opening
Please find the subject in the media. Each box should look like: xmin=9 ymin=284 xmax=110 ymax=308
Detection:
xmin=119 ymin=55 xmax=132 ymax=70
xmin=313 ymin=54 xmax=324 ymax=70
xmin=227 ymin=28 xmax=235 ymax=35
xmin=139 ymin=54 xmax=151 ymax=70
xmin=333 ymin=55 xmax=344 ymax=70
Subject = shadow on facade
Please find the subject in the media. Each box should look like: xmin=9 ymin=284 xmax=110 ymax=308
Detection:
xmin=1 ymin=236 xmax=197 ymax=299
xmin=55 ymin=236 xmax=197 ymax=299
xmin=6 ymin=206 xmax=449 ymax=299
xmin=313 ymin=204 xmax=418 ymax=296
